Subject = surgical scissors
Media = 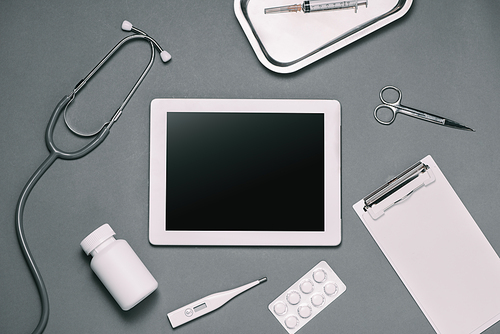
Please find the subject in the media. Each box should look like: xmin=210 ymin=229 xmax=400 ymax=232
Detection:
xmin=15 ymin=20 xmax=170 ymax=334
xmin=373 ymin=85 xmax=474 ymax=131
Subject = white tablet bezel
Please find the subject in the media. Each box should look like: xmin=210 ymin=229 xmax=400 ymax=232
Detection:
xmin=149 ymin=99 xmax=341 ymax=246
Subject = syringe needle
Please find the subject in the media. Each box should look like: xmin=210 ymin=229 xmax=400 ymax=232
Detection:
xmin=264 ymin=4 xmax=302 ymax=14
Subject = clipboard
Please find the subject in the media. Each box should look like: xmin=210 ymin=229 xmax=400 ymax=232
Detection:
xmin=353 ymin=155 xmax=500 ymax=334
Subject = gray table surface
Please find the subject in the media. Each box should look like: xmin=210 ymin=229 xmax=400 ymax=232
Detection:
xmin=2 ymin=0 xmax=500 ymax=333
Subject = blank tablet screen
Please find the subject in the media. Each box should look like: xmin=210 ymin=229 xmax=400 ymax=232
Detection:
xmin=166 ymin=112 xmax=324 ymax=231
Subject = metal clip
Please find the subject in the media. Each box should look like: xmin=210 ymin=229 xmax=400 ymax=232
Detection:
xmin=363 ymin=161 xmax=435 ymax=219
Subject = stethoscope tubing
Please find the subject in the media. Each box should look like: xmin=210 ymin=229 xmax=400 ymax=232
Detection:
xmin=48 ymin=96 xmax=111 ymax=158
xmin=15 ymin=95 xmax=110 ymax=334
xmin=67 ymin=35 xmax=156 ymax=137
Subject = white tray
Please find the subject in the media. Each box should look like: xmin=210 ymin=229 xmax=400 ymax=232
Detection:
xmin=235 ymin=0 xmax=412 ymax=73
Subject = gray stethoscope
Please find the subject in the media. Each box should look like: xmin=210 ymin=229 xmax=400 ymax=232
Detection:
xmin=15 ymin=20 xmax=170 ymax=334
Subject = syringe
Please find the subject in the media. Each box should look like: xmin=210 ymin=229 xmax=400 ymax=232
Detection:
xmin=265 ymin=0 xmax=368 ymax=14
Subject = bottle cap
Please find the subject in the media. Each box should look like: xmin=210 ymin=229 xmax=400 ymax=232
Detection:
xmin=81 ymin=224 xmax=116 ymax=255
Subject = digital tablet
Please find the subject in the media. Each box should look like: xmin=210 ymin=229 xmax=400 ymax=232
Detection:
xmin=149 ymin=99 xmax=341 ymax=246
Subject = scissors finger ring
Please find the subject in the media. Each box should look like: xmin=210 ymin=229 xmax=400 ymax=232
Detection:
xmin=374 ymin=104 xmax=398 ymax=125
xmin=379 ymin=85 xmax=402 ymax=105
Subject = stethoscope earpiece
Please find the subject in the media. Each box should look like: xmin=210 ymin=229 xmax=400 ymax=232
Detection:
xmin=121 ymin=20 xmax=133 ymax=31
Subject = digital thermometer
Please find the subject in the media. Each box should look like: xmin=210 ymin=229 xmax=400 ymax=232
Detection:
xmin=167 ymin=277 xmax=267 ymax=328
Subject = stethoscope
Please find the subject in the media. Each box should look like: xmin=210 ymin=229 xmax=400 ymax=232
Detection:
xmin=15 ymin=20 xmax=170 ymax=334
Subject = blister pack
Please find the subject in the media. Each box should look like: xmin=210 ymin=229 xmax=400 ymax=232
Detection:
xmin=268 ymin=261 xmax=346 ymax=333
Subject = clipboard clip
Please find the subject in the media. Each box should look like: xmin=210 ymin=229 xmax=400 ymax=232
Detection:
xmin=363 ymin=161 xmax=436 ymax=220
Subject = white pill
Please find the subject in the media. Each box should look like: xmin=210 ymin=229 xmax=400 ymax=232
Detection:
xmin=285 ymin=315 xmax=299 ymax=329
xmin=300 ymin=279 xmax=314 ymax=294
xmin=274 ymin=301 xmax=288 ymax=315
xmin=287 ymin=291 xmax=301 ymax=305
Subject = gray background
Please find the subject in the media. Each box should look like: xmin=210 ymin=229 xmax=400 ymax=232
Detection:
xmin=1 ymin=0 xmax=500 ymax=333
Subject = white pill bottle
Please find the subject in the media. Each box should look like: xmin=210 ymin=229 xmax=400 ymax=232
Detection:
xmin=81 ymin=223 xmax=158 ymax=310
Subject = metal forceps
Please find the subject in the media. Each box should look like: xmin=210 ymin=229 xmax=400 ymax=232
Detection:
xmin=373 ymin=85 xmax=474 ymax=131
